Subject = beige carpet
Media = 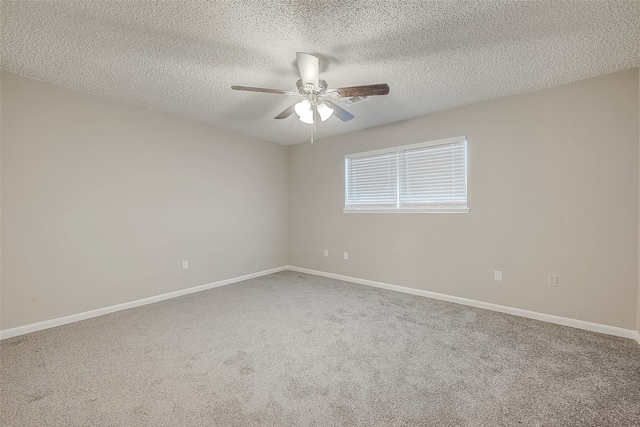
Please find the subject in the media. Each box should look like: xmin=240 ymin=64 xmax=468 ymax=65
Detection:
xmin=1 ymin=270 xmax=639 ymax=426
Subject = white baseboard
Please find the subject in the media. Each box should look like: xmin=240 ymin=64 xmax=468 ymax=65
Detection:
xmin=3 ymin=265 xmax=638 ymax=346
xmin=288 ymin=266 xmax=639 ymax=342
xmin=0 ymin=266 xmax=288 ymax=340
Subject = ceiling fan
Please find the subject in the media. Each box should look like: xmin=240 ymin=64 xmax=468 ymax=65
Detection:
xmin=231 ymin=52 xmax=389 ymax=140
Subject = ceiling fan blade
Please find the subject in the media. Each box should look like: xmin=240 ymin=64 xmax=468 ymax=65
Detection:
xmin=296 ymin=52 xmax=319 ymax=90
xmin=274 ymin=103 xmax=297 ymax=119
xmin=323 ymin=100 xmax=355 ymax=122
xmin=332 ymin=83 xmax=390 ymax=98
xmin=231 ymin=85 xmax=298 ymax=96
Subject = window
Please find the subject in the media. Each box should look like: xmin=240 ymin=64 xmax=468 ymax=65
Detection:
xmin=345 ymin=136 xmax=468 ymax=213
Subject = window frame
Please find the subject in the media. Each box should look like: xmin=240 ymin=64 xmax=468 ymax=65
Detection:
xmin=344 ymin=136 xmax=469 ymax=214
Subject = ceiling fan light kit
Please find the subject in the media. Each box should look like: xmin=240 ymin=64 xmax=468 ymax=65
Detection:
xmin=296 ymin=101 xmax=314 ymax=124
xmin=231 ymin=52 xmax=390 ymax=142
xmin=316 ymin=102 xmax=334 ymax=121
xmin=294 ymin=99 xmax=334 ymax=124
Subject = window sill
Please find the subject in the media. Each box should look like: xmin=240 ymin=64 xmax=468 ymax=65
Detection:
xmin=344 ymin=207 xmax=470 ymax=214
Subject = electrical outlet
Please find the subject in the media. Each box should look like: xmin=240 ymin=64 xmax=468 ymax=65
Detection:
xmin=548 ymin=275 xmax=559 ymax=287
xmin=324 ymin=249 xmax=328 ymax=257
xmin=344 ymin=252 xmax=348 ymax=260
xmin=183 ymin=261 xmax=189 ymax=270
xmin=494 ymin=270 xmax=503 ymax=281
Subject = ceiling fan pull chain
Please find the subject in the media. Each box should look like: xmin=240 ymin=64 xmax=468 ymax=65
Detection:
xmin=310 ymin=104 xmax=316 ymax=143
xmin=313 ymin=105 xmax=317 ymax=131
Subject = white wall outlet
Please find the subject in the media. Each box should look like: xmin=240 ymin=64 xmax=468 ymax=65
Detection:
xmin=494 ymin=270 xmax=503 ymax=281
xmin=344 ymin=252 xmax=348 ymax=260
xmin=183 ymin=260 xmax=189 ymax=270
xmin=548 ymin=275 xmax=559 ymax=287
xmin=324 ymin=249 xmax=328 ymax=257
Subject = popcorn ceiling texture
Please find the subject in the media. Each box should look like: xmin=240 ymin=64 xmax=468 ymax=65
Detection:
xmin=1 ymin=0 xmax=639 ymax=145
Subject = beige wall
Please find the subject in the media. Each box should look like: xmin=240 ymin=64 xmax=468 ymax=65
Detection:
xmin=2 ymin=69 xmax=639 ymax=334
xmin=638 ymin=69 xmax=640 ymax=335
xmin=289 ymin=69 xmax=640 ymax=330
xmin=1 ymin=72 xmax=288 ymax=330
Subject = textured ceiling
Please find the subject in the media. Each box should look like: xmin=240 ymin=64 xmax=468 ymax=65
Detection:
xmin=2 ymin=1 xmax=639 ymax=145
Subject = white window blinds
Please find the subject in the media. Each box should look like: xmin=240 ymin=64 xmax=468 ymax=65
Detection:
xmin=345 ymin=136 xmax=468 ymax=213
xmin=345 ymin=151 xmax=397 ymax=208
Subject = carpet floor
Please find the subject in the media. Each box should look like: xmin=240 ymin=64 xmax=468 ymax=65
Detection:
xmin=1 ymin=271 xmax=639 ymax=426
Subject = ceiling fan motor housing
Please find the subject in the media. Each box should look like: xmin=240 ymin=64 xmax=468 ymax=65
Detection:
xmin=296 ymin=79 xmax=328 ymax=96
